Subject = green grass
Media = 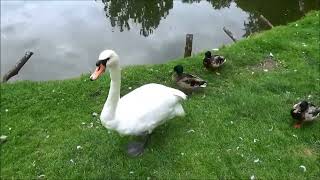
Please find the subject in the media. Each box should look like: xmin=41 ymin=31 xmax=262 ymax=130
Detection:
xmin=1 ymin=11 xmax=319 ymax=179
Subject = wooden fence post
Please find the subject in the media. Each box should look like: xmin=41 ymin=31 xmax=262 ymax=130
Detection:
xmin=223 ymin=27 xmax=237 ymax=42
xmin=2 ymin=51 xmax=34 ymax=82
xmin=184 ymin=34 xmax=193 ymax=58
xmin=259 ymin=15 xmax=274 ymax=28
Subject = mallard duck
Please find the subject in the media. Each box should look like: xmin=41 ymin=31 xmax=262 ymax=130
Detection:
xmin=172 ymin=65 xmax=207 ymax=92
xmin=203 ymin=51 xmax=226 ymax=70
xmin=290 ymin=100 xmax=320 ymax=128
xmin=90 ymin=50 xmax=187 ymax=157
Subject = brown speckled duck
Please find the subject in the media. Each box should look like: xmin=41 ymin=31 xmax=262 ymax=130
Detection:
xmin=203 ymin=51 xmax=226 ymax=70
xmin=291 ymin=100 xmax=320 ymax=128
xmin=172 ymin=65 xmax=207 ymax=92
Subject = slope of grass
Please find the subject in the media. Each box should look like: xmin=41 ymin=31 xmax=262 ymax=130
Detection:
xmin=1 ymin=11 xmax=319 ymax=179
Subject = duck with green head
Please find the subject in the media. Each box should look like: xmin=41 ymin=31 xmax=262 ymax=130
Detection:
xmin=172 ymin=65 xmax=207 ymax=92
xmin=203 ymin=51 xmax=226 ymax=70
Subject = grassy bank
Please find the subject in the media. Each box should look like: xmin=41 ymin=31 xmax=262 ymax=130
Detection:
xmin=1 ymin=11 xmax=319 ymax=179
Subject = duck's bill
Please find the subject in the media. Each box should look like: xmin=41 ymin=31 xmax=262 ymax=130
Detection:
xmin=90 ymin=64 xmax=106 ymax=81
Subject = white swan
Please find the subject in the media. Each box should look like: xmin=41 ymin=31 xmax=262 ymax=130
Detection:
xmin=90 ymin=50 xmax=187 ymax=156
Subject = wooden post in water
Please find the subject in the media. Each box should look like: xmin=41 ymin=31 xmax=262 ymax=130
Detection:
xmin=259 ymin=15 xmax=274 ymax=28
xmin=223 ymin=27 xmax=237 ymax=42
xmin=2 ymin=51 xmax=34 ymax=82
xmin=184 ymin=34 xmax=193 ymax=58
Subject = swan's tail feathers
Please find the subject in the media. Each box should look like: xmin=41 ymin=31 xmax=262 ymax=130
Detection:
xmin=175 ymin=104 xmax=186 ymax=117
xmin=171 ymin=88 xmax=187 ymax=100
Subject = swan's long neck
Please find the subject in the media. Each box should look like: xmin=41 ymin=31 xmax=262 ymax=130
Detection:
xmin=101 ymin=64 xmax=121 ymax=125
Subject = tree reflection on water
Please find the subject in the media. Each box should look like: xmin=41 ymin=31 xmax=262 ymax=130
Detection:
xmin=102 ymin=0 xmax=319 ymax=37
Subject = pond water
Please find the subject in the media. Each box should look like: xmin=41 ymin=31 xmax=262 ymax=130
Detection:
xmin=1 ymin=0 xmax=319 ymax=81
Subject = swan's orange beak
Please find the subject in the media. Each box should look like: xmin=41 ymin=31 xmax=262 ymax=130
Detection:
xmin=90 ymin=64 xmax=106 ymax=81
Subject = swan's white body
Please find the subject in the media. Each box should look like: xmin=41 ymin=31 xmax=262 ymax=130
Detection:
xmin=93 ymin=50 xmax=187 ymax=136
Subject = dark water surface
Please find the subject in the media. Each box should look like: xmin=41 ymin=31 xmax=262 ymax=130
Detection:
xmin=1 ymin=0 xmax=319 ymax=81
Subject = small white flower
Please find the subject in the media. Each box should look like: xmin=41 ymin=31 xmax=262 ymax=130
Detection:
xmin=5 ymin=109 xmax=8 ymax=112
xmin=254 ymin=158 xmax=260 ymax=163
xmin=77 ymin=145 xmax=82 ymax=150
xmin=181 ymin=152 xmax=185 ymax=156
xmin=299 ymin=165 xmax=306 ymax=172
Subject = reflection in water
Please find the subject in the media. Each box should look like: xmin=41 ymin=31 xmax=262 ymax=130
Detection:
xmin=103 ymin=0 xmax=319 ymax=37
xmin=102 ymin=0 xmax=173 ymax=37
xmin=1 ymin=0 xmax=319 ymax=81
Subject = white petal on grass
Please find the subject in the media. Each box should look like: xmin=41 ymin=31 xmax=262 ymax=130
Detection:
xmin=38 ymin=174 xmax=45 ymax=179
xmin=236 ymin=146 xmax=240 ymax=150
xmin=239 ymin=137 xmax=243 ymax=140
xmin=293 ymin=134 xmax=298 ymax=138
xmin=70 ymin=159 xmax=75 ymax=163
xmin=250 ymin=175 xmax=255 ymax=180
xmin=254 ymin=158 xmax=260 ymax=163
xmin=46 ymin=135 xmax=50 ymax=139
xmin=299 ymin=165 xmax=306 ymax=172
xmin=187 ymin=129 xmax=195 ymax=133
xmin=77 ymin=145 xmax=82 ymax=150
xmin=253 ymin=139 xmax=259 ymax=143
xmin=268 ymin=126 xmax=273 ymax=131
xmin=5 ymin=109 xmax=8 ymax=112
xmin=0 ymin=135 xmax=8 ymax=142
xmin=129 ymin=171 xmax=134 ymax=174
xmin=269 ymin=52 xmax=274 ymax=57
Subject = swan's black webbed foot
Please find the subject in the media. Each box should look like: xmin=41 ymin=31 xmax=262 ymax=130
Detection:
xmin=127 ymin=142 xmax=145 ymax=157
xmin=126 ymin=134 xmax=151 ymax=157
